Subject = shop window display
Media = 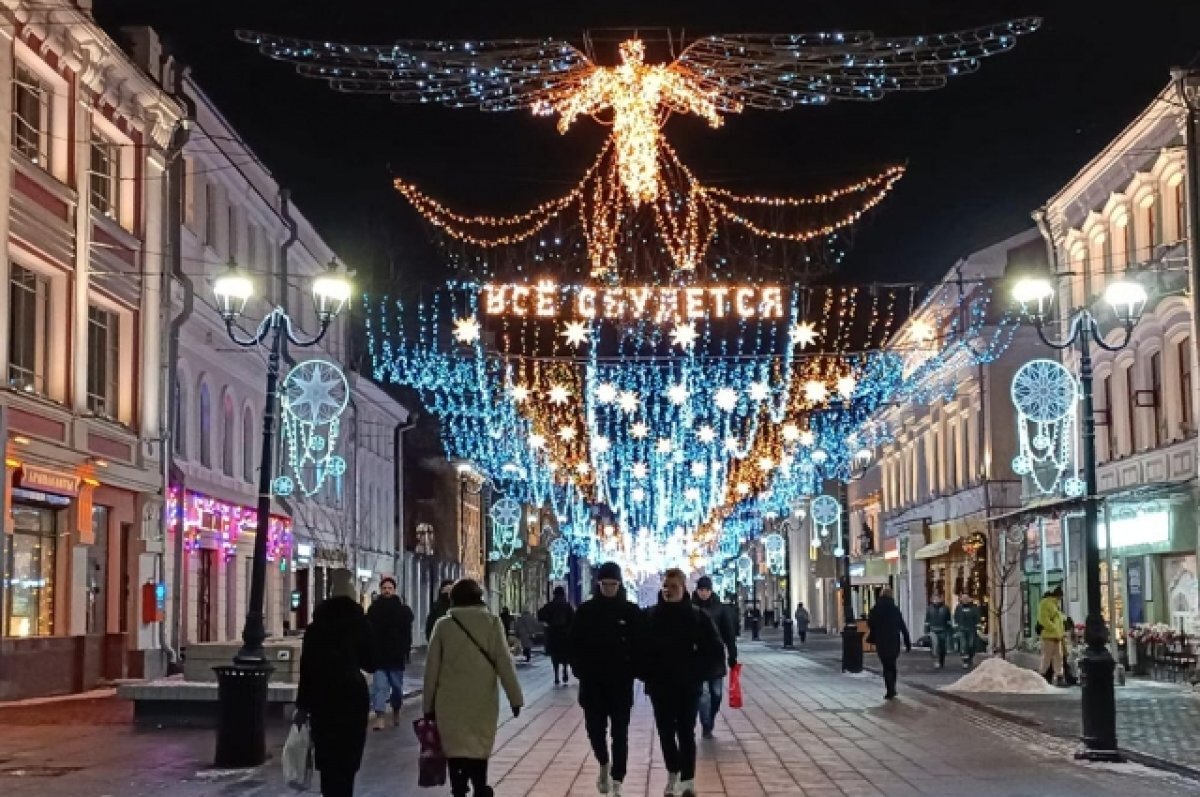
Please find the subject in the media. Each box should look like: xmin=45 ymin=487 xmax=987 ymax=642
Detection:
xmin=4 ymin=503 xmax=58 ymax=637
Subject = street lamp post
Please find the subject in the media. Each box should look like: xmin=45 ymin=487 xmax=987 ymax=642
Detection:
xmin=1013 ymin=271 xmax=1147 ymax=761
xmin=210 ymin=257 xmax=351 ymax=767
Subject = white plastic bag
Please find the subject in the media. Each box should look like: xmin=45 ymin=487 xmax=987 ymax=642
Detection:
xmin=282 ymin=721 xmax=314 ymax=791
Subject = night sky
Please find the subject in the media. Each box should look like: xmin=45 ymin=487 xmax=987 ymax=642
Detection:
xmin=95 ymin=1 xmax=1198 ymax=292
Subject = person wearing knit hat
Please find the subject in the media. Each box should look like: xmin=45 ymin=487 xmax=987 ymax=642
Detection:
xmin=568 ymin=562 xmax=642 ymax=797
xmin=692 ymin=574 xmax=738 ymax=739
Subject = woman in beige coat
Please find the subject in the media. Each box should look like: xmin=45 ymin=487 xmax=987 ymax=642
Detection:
xmin=423 ymin=579 xmax=524 ymax=797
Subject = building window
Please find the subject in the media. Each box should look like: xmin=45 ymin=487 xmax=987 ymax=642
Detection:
xmin=1124 ymin=218 xmax=1136 ymax=266
xmin=1125 ymin=363 xmax=1138 ymax=455
xmin=242 ymin=408 xmax=255 ymax=483
xmin=183 ymin=156 xmax=196 ymax=228
xmin=89 ymin=131 xmax=120 ymax=219
xmin=199 ymin=383 xmax=212 ymax=468
xmin=8 ymin=264 xmax=49 ymax=395
xmin=1100 ymin=375 xmax=1115 ymax=461
xmin=4 ymin=504 xmax=57 ymax=637
xmin=172 ymin=375 xmax=186 ymax=457
xmin=205 ymin=183 xmax=217 ymax=246
xmin=1177 ymin=181 xmax=1187 ymax=242
xmin=11 ymin=63 xmax=50 ymax=167
xmin=1181 ymin=338 xmax=1194 ymax=434
xmin=227 ymin=205 xmax=238 ymax=260
xmin=247 ymin=224 xmax=258 ymax=268
xmin=1145 ymin=202 xmax=1158 ymax=251
xmin=1150 ymin=351 xmax=1163 ymax=447
xmin=222 ymin=393 xmax=235 ymax=477
xmin=86 ymin=305 xmax=120 ymax=418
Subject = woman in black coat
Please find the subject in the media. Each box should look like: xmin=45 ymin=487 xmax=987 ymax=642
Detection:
xmin=295 ymin=570 xmax=377 ymax=797
xmin=866 ymin=588 xmax=911 ymax=701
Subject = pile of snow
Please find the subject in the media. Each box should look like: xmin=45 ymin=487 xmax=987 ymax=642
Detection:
xmin=941 ymin=657 xmax=1057 ymax=694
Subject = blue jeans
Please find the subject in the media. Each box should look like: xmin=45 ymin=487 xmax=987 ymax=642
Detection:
xmin=697 ymin=677 xmax=723 ymax=733
xmin=371 ymin=668 xmax=405 ymax=714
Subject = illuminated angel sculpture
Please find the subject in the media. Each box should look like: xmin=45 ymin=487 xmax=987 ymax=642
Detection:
xmin=240 ymin=19 xmax=1039 ymax=275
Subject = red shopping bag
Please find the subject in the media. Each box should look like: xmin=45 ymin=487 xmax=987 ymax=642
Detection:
xmin=413 ymin=717 xmax=447 ymax=787
xmin=728 ymin=663 xmax=744 ymax=709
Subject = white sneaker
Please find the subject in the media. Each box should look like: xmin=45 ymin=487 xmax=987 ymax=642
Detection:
xmin=679 ymin=779 xmax=696 ymax=797
xmin=664 ymin=772 xmax=681 ymax=796
xmin=611 ymin=781 xmax=623 ymax=797
xmin=597 ymin=763 xmax=612 ymax=794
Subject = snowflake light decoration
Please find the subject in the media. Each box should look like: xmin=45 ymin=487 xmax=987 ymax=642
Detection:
xmin=280 ymin=359 xmax=350 ymax=497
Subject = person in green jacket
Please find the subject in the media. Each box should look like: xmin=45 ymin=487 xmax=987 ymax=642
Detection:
xmin=924 ymin=596 xmax=952 ymax=669
xmin=1037 ymin=586 xmax=1066 ymax=685
xmin=953 ymin=594 xmax=983 ymax=669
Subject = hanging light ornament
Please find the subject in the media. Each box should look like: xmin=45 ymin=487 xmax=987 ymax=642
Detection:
xmin=1011 ymin=358 xmax=1082 ymax=496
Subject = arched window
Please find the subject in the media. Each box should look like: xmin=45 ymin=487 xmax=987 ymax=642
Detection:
xmin=242 ymin=408 xmax=255 ymax=483
xmin=198 ymin=382 xmax=212 ymax=468
xmin=172 ymin=375 xmax=186 ymax=457
xmin=221 ymin=392 xmax=234 ymax=476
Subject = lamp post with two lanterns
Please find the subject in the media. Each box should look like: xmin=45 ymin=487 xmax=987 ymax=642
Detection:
xmin=210 ymin=257 xmax=351 ymax=767
xmin=1011 ymin=268 xmax=1147 ymax=761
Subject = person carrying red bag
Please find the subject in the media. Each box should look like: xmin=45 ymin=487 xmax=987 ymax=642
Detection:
xmin=691 ymin=576 xmax=738 ymax=737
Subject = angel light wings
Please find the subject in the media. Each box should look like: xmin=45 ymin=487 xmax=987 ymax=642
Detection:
xmin=239 ymin=18 xmax=1039 ymax=277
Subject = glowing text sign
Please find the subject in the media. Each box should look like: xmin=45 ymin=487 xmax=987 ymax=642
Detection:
xmin=482 ymin=282 xmax=786 ymax=322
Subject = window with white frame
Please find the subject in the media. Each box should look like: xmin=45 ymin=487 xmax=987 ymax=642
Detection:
xmin=242 ymin=407 xmax=255 ymax=483
xmin=1180 ymin=337 xmax=1193 ymax=434
xmin=11 ymin=63 xmax=50 ymax=167
xmin=227 ymin=204 xmax=238 ymax=260
xmin=89 ymin=130 xmax=120 ymax=220
xmin=86 ymin=305 xmax=120 ymax=418
xmin=8 ymin=263 xmax=50 ymax=395
xmin=204 ymin=182 xmax=218 ymax=247
xmin=222 ymin=392 xmax=235 ymax=477
xmin=183 ymin=156 xmax=196 ymax=228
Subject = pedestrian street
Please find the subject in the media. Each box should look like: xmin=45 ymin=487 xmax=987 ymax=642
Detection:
xmin=2 ymin=643 xmax=1199 ymax=797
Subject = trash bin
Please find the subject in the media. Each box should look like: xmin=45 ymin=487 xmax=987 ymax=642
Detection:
xmin=214 ymin=664 xmax=274 ymax=767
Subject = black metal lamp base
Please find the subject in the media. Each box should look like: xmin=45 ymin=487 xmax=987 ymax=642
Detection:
xmin=841 ymin=622 xmax=863 ymax=673
xmin=1078 ymin=642 xmax=1120 ymax=761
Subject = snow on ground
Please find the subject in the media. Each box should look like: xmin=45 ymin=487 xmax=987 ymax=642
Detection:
xmin=942 ymin=656 xmax=1058 ymax=694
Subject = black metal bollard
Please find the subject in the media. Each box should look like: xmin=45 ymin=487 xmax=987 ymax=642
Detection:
xmin=751 ymin=619 xmax=761 ymax=641
xmin=782 ymin=618 xmax=794 ymax=648
xmin=214 ymin=664 xmax=274 ymax=767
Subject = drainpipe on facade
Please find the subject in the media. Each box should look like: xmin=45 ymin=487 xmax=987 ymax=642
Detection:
xmin=162 ymin=64 xmax=195 ymax=670
xmin=1172 ymin=70 xmax=1200 ymax=458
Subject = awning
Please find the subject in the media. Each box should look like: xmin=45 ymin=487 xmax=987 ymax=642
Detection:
xmin=914 ymin=539 xmax=954 ymax=560
xmin=850 ymin=575 xmax=891 ymax=586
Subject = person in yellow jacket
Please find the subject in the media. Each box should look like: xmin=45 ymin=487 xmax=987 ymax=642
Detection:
xmin=1037 ymin=586 xmax=1066 ymax=685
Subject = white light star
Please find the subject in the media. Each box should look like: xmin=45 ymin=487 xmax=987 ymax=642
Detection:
xmin=837 ymin=375 xmax=857 ymax=399
xmin=630 ymin=422 xmax=650 ymax=439
xmin=799 ymin=430 xmax=816 ymax=447
xmin=595 ymin=383 xmax=618 ymax=404
xmin=803 ymin=380 xmax=828 ymax=403
xmin=781 ymin=423 xmax=800 ymax=443
xmin=812 ymin=448 xmax=829 ymax=464
xmin=528 ymin=433 xmax=546 ymax=450
xmin=666 ymin=383 xmax=689 ymax=405
xmin=575 ymin=460 xmax=590 ymax=475
xmin=724 ymin=436 xmax=740 ymax=453
xmin=631 ymin=487 xmax=646 ymax=502
xmin=670 ymin=322 xmax=698 ymax=349
xmin=758 ymin=457 xmax=774 ymax=472
xmin=632 ymin=462 xmax=648 ymax=479
xmin=452 ymin=316 xmax=481 ymax=344
xmin=593 ymin=436 xmax=611 ymax=453
xmin=697 ymin=425 xmax=717 ymax=443
xmin=557 ymin=426 xmax=576 ymax=441
xmin=748 ymin=382 xmax=770 ymax=402
xmin=618 ymin=391 xmax=640 ymax=414
xmin=790 ymin=321 xmax=818 ymax=349
xmin=656 ymin=438 xmax=673 ymax=454
xmin=561 ymin=320 xmax=590 ymax=347
xmin=736 ymin=482 xmax=751 ymax=496
xmin=910 ymin=319 xmax=936 ymax=343
xmin=510 ymin=384 xmax=530 ymax=403
xmin=685 ymin=487 xmax=701 ymax=502
xmin=691 ymin=462 xmax=707 ymax=477
xmin=548 ymin=384 xmax=571 ymax=405
xmin=714 ymin=387 xmax=738 ymax=412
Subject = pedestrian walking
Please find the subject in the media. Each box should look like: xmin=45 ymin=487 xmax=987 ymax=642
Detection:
xmin=794 ymin=603 xmax=811 ymax=644
xmin=953 ymin=593 xmax=982 ymax=669
xmin=638 ymin=568 xmax=724 ymax=797
xmin=499 ymin=607 xmax=514 ymax=636
xmin=865 ymin=587 xmax=911 ymax=700
xmin=569 ymin=562 xmax=642 ymax=797
xmin=924 ymin=595 xmax=952 ymax=669
xmin=294 ymin=569 xmax=376 ymax=797
xmin=365 ymin=575 xmax=413 ymax=730
xmin=423 ymin=578 xmax=524 ymax=797
xmin=425 ymin=578 xmax=454 ymax=642
xmin=538 ymin=586 xmax=575 ymax=685
xmin=514 ymin=609 xmax=538 ymax=662
xmin=691 ymin=575 xmax=737 ymax=739
xmin=1037 ymin=586 xmax=1066 ymax=685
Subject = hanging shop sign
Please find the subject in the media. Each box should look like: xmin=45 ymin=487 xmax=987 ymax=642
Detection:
xmin=482 ymin=283 xmax=787 ymax=322
xmin=1102 ymin=509 xmax=1169 ymax=550
xmin=18 ymin=465 xmax=79 ymax=496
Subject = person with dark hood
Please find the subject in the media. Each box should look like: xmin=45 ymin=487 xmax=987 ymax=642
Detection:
xmin=866 ymin=587 xmax=911 ymax=701
xmin=691 ymin=575 xmax=737 ymax=739
xmin=953 ymin=593 xmax=983 ymax=670
xmin=569 ymin=562 xmax=641 ymax=797
xmin=425 ymin=578 xmax=454 ymax=642
xmin=794 ymin=602 xmax=811 ymax=644
xmin=366 ymin=575 xmax=414 ymax=730
xmin=538 ymin=585 xmax=575 ymax=685
xmin=924 ymin=594 xmax=952 ymax=669
xmin=294 ymin=569 xmax=376 ymax=797
xmin=637 ymin=568 xmax=724 ymax=797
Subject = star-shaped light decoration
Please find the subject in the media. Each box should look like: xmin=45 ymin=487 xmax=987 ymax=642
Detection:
xmin=910 ymin=318 xmax=936 ymax=343
xmin=595 ymin=383 xmax=618 ymax=404
xmin=803 ymin=380 xmax=828 ymax=403
xmin=510 ymin=384 xmax=530 ymax=403
xmin=790 ymin=320 xmax=818 ymax=349
xmin=685 ymin=487 xmax=701 ymax=502
xmin=557 ymin=426 xmax=576 ymax=441
xmin=575 ymin=461 xmax=590 ymax=475
xmin=781 ymin=423 xmax=800 ymax=443
xmin=631 ymin=487 xmax=646 ymax=502
xmin=548 ymin=384 xmax=572 ymax=404
xmin=748 ymin=382 xmax=770 ymax=402
xmin=836 ymin=375 xmax=857 ymax=399
xmin=670 ymin=321 xmax=698 ymax=350
xmin=666 ymin=383 xmax=689 ymax=405
xmin=618 ymin=390 xmax=640 ymax=414
xmin=632 ymin=462 xmax=648 ymax=479
xmin=811 ymin=448 xmax=829 ymax=464
xmin=724 ymin=436 xmax=740 ymax=453
xmin=758 ymin=457 xmax=774 ymax=472
xmin=736 ymin=482 xmax=751 ymax=496
xmin=452 ymin=315 xmax=481 ymax=344
xmin=593 ymin=436 xmax=611 ymax=453
xmin=528 ymin=433 xmax=547 ymax=450
xmin=696 ymin=425 xmax=717 ymax=443
xmin=714 ymin=387 xmax=738 ymax=412
xmin=656 ymin=438 xmax=673 ymax=455
xmin=560 ymin=320 xmax=590 ymax=347
xmin=691 ymin=461 xmax=707 ymax=477
xmin=799 ymin=430 xmax=816 ymax=447
xmin=630 ymin=421 xmax=650 ymax=439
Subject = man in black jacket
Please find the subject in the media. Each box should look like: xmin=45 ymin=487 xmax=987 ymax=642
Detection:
xmin=425 ymin=579 xmax=454 ymax=643
xmin=866 ymin=588 xmax=911 ymax=700
xmin=569 ymin=562 xmax=641 ymax=797
xmin=366 ymin=576 xmax=414 ymax=729
xmin=538 ymin=586 xmax=575 ymax=685
xmin=691 ymin=575 xmax=737 ymax=739
xmin=639 ymin=568 xmax=724 ymax=797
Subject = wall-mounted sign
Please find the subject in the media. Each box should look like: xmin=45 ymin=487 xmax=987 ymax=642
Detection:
xmin=1103 ymin=510 xmax=1169 ymax=549
xmin=849 ymin=563 xmax=866 ymax=577
xmin=290 ymin=590 xmax=302 ymax=611
xmin=19 ymin=465 xmax=79 ymax=496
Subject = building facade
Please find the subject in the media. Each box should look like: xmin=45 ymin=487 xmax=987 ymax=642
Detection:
xmin=0 ymin=0 xmax=184 ymax=698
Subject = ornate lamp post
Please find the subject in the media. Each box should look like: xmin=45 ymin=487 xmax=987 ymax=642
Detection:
xmin=1012 ymin=268 xmax=1147 ymax=761
xmin=210 ymin=257 xmax=351 ymax=767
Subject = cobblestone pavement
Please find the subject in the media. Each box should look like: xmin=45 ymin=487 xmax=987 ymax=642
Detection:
xmin=1 ymin=643 xmax=1199 ymax=795
xmin=792 ymin=632 xmax=1200 ymax=773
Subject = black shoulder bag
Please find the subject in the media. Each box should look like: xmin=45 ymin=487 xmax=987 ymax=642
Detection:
xmin=451 ymin=614 xmax=498 ymax=674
